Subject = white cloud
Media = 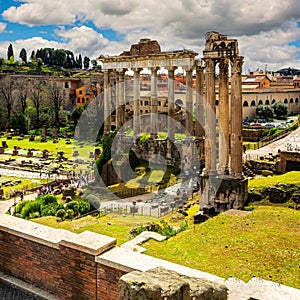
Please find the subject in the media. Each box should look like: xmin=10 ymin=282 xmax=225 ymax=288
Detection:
xmin=0 ymin=22 xmax=7 ymax=33
xmin=1 ymin=0 xmax=300 ymax=70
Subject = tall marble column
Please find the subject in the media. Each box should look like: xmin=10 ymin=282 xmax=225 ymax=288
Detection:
xmin=115 ymin=71 xmax=120 ymax=129
xmin=195 ymin=65 xmax=205 ymax=137
xmin=167 ymin=67 xmax=176 ymax=140
xmin=104 ymin=70 xmax=111 ymax=134
xmin=184 ymin=67 xmax=194 ymax=136
xmin=204 ymin=58 xmax=216 ymax=173
xmin=218 ymin=58 xmax=229 ymax=173
xmin=150 ymin=67 xmax=159 ymax=138
xmin=133 ymin=68 xmax=142 ymax=135
xmin=118 ymin=69 xmax=126 ymax=129
xmin=230 ymin=56 xmax=244 ymax=177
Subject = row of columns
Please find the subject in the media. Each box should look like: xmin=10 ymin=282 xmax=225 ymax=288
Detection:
xmin=204 ymin=56 xmax=244 ymax=177
xmin=103 ymin=66 xmax=205 ymax=139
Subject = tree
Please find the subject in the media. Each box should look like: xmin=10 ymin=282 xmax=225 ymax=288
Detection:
xmin=272 ymin=102 xmax=288 ymax=118
xmin=7 ymin=44 xmax=14 ymax=61
xmin=91 ymin=59 xmax=97 ymax=69
xmin=19 ymin=48 xmax=27 ymax=63
xmin=11 ymin=112 xmax=28 ymax=134
xmin=47 ymin=81 xmax=65 ymax=128
xmin=76 ymin=54 xmax=83 ymax=69
xmin=15 ymin=77 xmax=30 ymax=113
xmin=0 ymin=75 xmax=15 ymax=128
xmin=83 ymin=56 xmax=90 ymax=69
xmin=29 ymin=79 xmax=47 ymax=128
xmin=256 ymin=105 xmax=274 ymax=120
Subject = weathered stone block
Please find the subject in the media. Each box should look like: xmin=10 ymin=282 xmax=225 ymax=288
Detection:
xmin=119 ymin=267 xmax=228 ymax=300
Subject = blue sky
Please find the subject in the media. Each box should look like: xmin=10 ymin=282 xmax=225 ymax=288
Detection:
xmin=0 ymin=0 xmax=300 ymax=71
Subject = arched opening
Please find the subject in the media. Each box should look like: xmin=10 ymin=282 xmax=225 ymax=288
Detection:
xmin=258 ymin=100 xmax=263 ymax=105
xmin=284 ymin=98 xmax=288 ymax=104
xmin=295 ymin=98 xmax=299 ymax=103
xmin=265 ymin=99 xmax=270 ymax=105
xmin=216 ymin=100 xmax=219 ymax=106
xmin=272 ymin=99 xmax=276 ymax=104
xmin=251 ymin=100 xmax=256 ymax=106
xmin=290 ymin=98 xmax=294 ymax=103
xmin=243 ymin=101 xmax=249 ymax=107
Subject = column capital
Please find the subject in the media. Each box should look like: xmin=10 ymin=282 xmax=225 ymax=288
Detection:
xmin=183 ymin=66 xmax=194 ymax=72
xmin=132 ymin=67 xmax=143 ymax=73
xmin=230 ymin=56 xmax=244 ymax=74
xmin=204 ymin=58 xmax=216 ymax=73
xmin=149 ymin=66 xmax=160 ymax=73
xmin=218 ymin=58 xmax=229 ymax=73
xmin=166 ymin=66 xmax=177 ymax=72
xmin=117 ymin=68 xmax=127 ymax=74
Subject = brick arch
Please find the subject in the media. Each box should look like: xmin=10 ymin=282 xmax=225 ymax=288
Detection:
xmin=250 ymin=100 xmax=256 ymax=106
xmin=243 ymin=100 xmax=249 ymax=107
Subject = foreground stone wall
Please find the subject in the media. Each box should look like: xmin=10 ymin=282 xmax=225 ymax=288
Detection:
xmin=1 ymin=214 xmax=300 ymax=300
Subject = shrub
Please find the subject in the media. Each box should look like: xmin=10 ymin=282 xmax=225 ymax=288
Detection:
xmin=64 ymin=200 xmax=78 ymax=210
xmin=78 ymin=199 xmax=91 ymax=215
xmin=42 ymin=195 xmax=57 ymax=205
xmin=30 ymin=211 xmax=40 ymax=219
xmin=41 ymin=202 xmax=58 ymax=217
xmin=15 ymin=200 xmax=29 ymax=214
xmin=21 ymin=200 xmax=41 ymax=219
xmin=56 ymin=208 xmax=66 ymax=220
xmin=66 ymin=209 xmax=74 ymax=219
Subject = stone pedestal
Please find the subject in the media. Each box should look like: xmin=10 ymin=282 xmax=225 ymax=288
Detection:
xmin=199 ymin=173 xmax=248 ymax=214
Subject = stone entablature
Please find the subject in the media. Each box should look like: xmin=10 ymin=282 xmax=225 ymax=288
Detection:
xmin=99 ymin=51 xmax=199 ymax=70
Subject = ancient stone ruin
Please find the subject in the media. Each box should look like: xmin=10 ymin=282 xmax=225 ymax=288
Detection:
xmin=98 ymin=32 xmax=248 ymax=215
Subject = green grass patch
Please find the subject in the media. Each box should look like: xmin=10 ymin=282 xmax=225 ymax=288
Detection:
xmin=143 ymin=206 xmax=300 ymax=289
xmin=248 ymin=171 xmax=300 ymax=190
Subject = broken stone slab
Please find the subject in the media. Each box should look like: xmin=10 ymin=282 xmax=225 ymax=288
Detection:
xmin=119 ymin=266 xmax=228 ymax=300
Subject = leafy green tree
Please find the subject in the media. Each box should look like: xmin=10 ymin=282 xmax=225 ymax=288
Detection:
xmin=11 ymin=112 xmax=28 ymax=134
xmin=7 ymin=43 xmax=14 ymax=61
xmin=272 ymin=102 xmax=288 ymax=118
xmin=83 ymin=56 xmax=90 ymax=69
xmin=76 ymin=54 xmax=83 ymax=69
xmin=256 ymin=105 xmax=274 ymax=120
xmin=70 ymin=106 xmax=84 ymax=127
xmin=19 ymin=48 xmax=27 ymax=63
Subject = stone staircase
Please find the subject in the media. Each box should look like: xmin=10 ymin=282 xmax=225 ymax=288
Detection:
xmin=243 ymin=164 xmax=255 ymax=177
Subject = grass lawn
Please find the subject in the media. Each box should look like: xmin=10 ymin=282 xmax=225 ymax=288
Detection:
xmin=32 ymin=213 xmax=160 ymax=245
xmin=143 ymin=205 xmax=300 ymax=289
xmin=32 ymin=202 xmax=300 ymax=289
xmin=0 ymin=135 xmax=95 ymax=160
xmin=248 ymin=171 xmax=300 ymax=190
xmin=0 ymin=175 xmax=47 ymax=197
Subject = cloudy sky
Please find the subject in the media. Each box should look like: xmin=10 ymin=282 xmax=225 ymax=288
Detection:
xmin=0 ymin=0 xmax=300 ymax=72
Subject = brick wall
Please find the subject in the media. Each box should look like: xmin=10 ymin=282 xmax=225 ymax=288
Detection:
xmin=0 ymin=231 xmax=61 ymax=294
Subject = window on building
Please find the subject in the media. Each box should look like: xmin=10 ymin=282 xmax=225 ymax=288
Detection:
xmin=272 ymin=99 xmax=276 ymax=104
xmin=284 ymin=98 xmax=288 ymax=104
xmin=158 ymin=101 xmax=161 ymax=106
xmin=65 ymin=82 xmax=69 ymax=88
xmin=77 ymin=98 xmax=80 ymax=103
xmin=215 ymin=100 xmax=219 ymax=106
xmin=290 ymin=98 xmax=294 ymax=103
xmin=140 ymin=100 xmax=143 ymax=105
xmin=258 ymin=100 xmax=263 ymax=105
xmin=79 ymin=90 xmax=82 ymax=95
xmin=251 ymin=100 xmax=256 ymax=106
xmin=145 ymin=100 xmax=149 ymax=106
xmin=243 ymin=101 xmax=249 ymax=107
xmin=265 ymin=99 xmax=270 ymax=105
xmin=86 ymin=89 xmax=90 ymax=95
xmin=295 ymin=98 xmax=299 ymax=103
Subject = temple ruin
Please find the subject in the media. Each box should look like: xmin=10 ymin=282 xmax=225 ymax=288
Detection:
xmin=98 ymin=32 xmax=248 ymax=214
